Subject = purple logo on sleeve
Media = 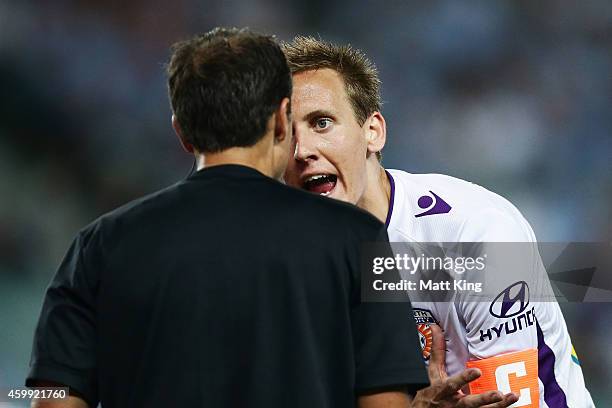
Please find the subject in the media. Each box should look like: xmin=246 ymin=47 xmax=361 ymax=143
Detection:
xmin=415 ymin=191 xmax=451 ymax=217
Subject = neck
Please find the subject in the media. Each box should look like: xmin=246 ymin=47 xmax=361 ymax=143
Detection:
xmin=195 ymin=134 xmax=278 ymax=179
xmin=357 ymin=163 xmax=391 ymax=224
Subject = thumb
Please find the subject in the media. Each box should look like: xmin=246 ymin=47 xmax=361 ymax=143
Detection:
xmin=427 ymin=324 xmax=447 ymax=382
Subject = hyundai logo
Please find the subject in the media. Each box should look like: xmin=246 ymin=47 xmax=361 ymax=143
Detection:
xmin=489 ymin=281 xmax=530 ymax=318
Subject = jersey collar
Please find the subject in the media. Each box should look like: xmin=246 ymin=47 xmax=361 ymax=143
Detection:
xmin=384 ymin=170 xmax=396 ymax=228
xmin=188 ymin=164 xmax=268 ymax=180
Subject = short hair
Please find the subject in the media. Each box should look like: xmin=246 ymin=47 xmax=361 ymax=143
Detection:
xmin=282 ymin=36 xmax=381 ymax=127
xmin=282 ymin=36 xmax=382 ymax=160
xmin=167 ymin=27 xmax=292 ymax=153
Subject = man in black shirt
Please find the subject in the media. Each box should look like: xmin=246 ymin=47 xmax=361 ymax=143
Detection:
xmin=26 ymin=28 xmax=430 ymax=407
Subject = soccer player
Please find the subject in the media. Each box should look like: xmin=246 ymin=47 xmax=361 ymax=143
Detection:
xmin=282 ymin=36 xmax=595 ymax=408
xmin=26 ymin=28 xmax=435 ymax=408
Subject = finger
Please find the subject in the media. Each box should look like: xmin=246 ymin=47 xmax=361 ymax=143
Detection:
xmin=427 ymin=324 xmax=447 ymax=382
xmin=436 ymin=368 xmax=481 ymax=399
xmin=456 ymin=390 xmax=502 ymax=408
xmin=479 ymin=393 xmax=520 ymax=408
xmin=438 ymin=368 xmax=482 ymax=398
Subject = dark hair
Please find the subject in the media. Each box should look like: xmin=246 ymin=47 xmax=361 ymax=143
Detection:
xmin=167 ymin=27 xmax=292 ymax=153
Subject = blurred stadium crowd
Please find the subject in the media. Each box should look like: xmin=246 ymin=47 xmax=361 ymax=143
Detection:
xmin=0 ymin=0 xmax=610 ymax=405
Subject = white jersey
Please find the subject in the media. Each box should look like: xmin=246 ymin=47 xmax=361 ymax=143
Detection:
xmin=385 ymin=169 xmax=594 ymax=408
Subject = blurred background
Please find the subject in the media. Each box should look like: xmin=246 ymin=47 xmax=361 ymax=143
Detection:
xmin=0 ymin=0 xmax=610 ymax=405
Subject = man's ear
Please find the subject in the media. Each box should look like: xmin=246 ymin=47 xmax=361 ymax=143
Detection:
xmin=365 ymin=111 xmax=386 ymax=154
xmin=172 ymin=114 xmax=194 ymax=153
xmin=273 ymin=97 xmax=291 ymax=145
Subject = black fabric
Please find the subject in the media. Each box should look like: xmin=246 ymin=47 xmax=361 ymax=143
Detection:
xmin=27 ymin=164 xmax=428 ymax=407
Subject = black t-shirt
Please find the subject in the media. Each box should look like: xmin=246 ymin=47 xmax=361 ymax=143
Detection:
xmin=26 ymin=164 xmax=427 ymax=407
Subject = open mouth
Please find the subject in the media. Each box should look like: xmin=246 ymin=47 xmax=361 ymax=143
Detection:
xmin=302 ymin=174 xmax=338 ymax=196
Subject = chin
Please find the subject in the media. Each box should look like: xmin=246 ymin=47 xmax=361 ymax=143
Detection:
xmin=330 ymin=191 xmax=353 ymax=204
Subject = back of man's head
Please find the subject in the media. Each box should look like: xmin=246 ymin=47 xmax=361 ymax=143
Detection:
xmin=167 ymin=28 xmax=292 ymax=153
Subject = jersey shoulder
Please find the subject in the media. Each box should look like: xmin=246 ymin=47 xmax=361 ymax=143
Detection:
xmin=386 ymin=170 xmax=535 ymax=242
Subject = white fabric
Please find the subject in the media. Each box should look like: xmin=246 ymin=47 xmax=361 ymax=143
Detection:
xmin=385 ymin=169 xmax=594 ymax=407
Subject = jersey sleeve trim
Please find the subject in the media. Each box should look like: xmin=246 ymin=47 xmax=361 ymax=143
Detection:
xmin=536 ymin=321 xmax=568 ymax=407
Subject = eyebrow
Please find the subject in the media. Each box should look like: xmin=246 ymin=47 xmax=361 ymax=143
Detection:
xmin=302 ymin=109 xmax=337 ymax=123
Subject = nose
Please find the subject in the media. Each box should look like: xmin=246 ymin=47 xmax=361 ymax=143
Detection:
xmin=292 ymin=125 xmax=318 ymax=162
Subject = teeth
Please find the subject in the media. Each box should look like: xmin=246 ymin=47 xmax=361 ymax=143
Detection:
xmin=305 ymin=174 xmax=328 ymax=183
xmin=302 ymin=174 xmax=336 ymax=196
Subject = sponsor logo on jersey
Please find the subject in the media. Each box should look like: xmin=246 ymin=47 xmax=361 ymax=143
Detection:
xmin=480 ymin=307 xmax=537 ymax=342
xmin=489 ymin=281 xmax=530 ymax=318
xmin=413 ymin=308 xmax=438 ymax=361
xmin=480 ymin=281 xmax=536 ymax=342
xmin=415 ymin=191 xmax=452 ymax=217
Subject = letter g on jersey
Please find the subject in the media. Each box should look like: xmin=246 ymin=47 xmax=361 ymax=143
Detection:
xmin=490 ymin=281 xmax=529 ymax=319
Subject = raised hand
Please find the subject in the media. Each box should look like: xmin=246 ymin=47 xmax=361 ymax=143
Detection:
xmin=410 ymin=325 xmax=519 ymax=408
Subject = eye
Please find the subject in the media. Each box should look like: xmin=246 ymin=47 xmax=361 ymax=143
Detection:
xmin=314 ymin=117 xmax=333 ymax=130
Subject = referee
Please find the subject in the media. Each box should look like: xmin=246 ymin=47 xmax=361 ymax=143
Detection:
xmin=26 ymin=28 xmax=427 ymax=407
